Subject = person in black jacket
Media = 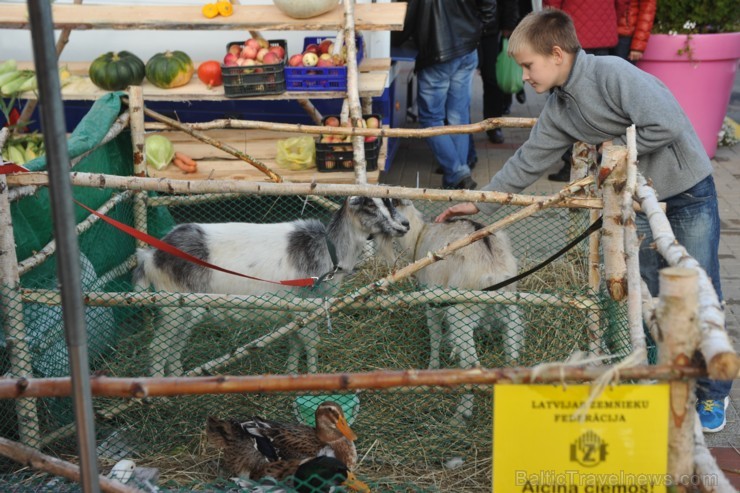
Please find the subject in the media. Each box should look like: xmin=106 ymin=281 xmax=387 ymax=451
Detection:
xmin=392 ymin=0 xmax=496 ymax=190
xmin=477 ymin=0 xmax=520 ymax=144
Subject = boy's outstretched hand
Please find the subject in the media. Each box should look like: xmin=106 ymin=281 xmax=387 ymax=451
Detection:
xmin=434 ymin=202 xmax=480 ymax=223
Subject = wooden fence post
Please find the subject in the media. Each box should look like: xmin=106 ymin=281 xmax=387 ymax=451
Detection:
xmin=0 ymin=173 xmax=41 ymax=447
xmin=655 ymin=267 xmax=700 ymax=490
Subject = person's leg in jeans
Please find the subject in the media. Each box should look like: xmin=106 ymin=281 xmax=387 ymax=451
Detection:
xmin=636 ymin=176 xmax=732 ymax=430
xmin=417 ymin=50 xmax=477 ymax=188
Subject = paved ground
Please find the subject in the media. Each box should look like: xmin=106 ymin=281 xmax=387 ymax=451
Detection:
xmin=381 ymin=69 xmax=740 ymax=468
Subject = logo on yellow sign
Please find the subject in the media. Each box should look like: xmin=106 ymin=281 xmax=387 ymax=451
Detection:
xmin=570 ymin=430 xmax=608 ymax=467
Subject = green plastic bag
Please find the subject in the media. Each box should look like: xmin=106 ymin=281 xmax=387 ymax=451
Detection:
xmin=496 ymin=38 xmax=524 ymax=94
xmin=276 ymin=136 xmax=316 ymax=170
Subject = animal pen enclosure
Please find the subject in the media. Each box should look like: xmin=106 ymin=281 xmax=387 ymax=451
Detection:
xmin=2 ymin=102 xmax=738 ymax=492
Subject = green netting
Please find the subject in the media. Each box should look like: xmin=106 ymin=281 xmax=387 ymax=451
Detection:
xmin=0 ymin=97 xmax=635 ymax=492
xmin=0 ymin=191 xmax=633 ymax=491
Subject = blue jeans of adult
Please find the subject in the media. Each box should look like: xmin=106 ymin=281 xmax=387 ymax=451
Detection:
xmin=635 ymin=175 xmax=732 ymax=401
xmin=417 ymin=49 xmax=477 ymax=188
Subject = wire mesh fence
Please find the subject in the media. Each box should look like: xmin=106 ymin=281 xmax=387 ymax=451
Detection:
xmin=0 ymin=192 xmax=631 ymax=492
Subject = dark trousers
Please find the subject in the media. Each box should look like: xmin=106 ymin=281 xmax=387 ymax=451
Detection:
xmin=478 ymin=33 xmax=512 ymax=119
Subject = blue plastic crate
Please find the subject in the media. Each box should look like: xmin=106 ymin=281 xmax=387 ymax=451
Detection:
xmin=284 ymin=35 xmax=364 ymax=92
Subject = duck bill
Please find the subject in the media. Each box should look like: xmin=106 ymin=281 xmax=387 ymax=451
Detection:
xmin=344 ymin=472 xmax=371 ymax=493
xmin=336 ymin=415 xmax=357 ymax=441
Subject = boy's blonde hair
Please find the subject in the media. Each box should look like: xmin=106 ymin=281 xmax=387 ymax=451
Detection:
xmin=508 ymin=9 xmax=581 ymax=56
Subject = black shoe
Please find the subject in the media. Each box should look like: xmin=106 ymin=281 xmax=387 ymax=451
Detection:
xmin=487 ymin=128 xmax=504 ymax=144
xmin=547 ymin=164 xmax=571 ymax=182
xmin=516 ymin=89 xmax=526 ymax=104
xmin=444 ymin=175 xmax=477 ymax=190
xmin=503 ymin=104 xmax=511 ymax=115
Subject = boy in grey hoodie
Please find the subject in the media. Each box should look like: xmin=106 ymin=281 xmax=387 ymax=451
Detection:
xmin=436 ymin=9 xmax=732 ymax=433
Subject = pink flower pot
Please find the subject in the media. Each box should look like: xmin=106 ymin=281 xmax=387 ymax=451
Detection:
xmin=638 ymin=32 xmax=740 ymax=158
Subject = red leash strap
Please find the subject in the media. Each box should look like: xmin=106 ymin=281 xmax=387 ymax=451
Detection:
xmin=74 ymin=199 xmax=316 ymax=288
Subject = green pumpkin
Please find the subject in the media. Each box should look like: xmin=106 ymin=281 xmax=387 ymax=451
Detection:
xmin=145 ymin=50 xmax=194 ymax=89
xmin=88 ymin=51 xmax=145 ymax=91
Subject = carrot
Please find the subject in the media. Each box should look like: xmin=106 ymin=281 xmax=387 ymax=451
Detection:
xmin=174 ymin=151 xmax=197 ymax=167
xmin=172 ymin=157 xmax=197 ymax=173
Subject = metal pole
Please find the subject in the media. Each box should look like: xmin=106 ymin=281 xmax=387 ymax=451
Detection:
xmin=25 ymin=1 xmax=101 ymax=492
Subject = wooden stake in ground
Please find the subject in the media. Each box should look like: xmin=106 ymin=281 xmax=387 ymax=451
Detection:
xmin=622 ymin=126 xmax=646 ymax=356
xmin=656 ymin=267 xmax=699 ymax=491
xmin=0 ymin=172 xmax=40 ymax=447
xmin=600 ymin=145 xmax=628 ymax=301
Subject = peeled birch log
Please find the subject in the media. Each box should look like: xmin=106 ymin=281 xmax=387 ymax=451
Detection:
xmin=600 ymin=145 xmax=628 ymax=301
xmin=622 ymin=126 xmax=646 ymax=355
xmin=636 ymin=175 xmax=739 ymax=381
xmin=692 ymin=414 xmax=737 ymax=492
xmin=656 ymin=267 xmax=699 ymax=487
xmin=0 ymin=436 xmax=142 ymax=493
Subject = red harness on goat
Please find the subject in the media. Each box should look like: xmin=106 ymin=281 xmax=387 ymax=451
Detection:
xmin=74 ymin=199 xmax=317 ymax=288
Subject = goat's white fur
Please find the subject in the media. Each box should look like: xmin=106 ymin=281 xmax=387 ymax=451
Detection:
xmin=379 ymin=200 xmax=524 ymax=419
xmin=135 ymin=197 xmax=410 ymax=377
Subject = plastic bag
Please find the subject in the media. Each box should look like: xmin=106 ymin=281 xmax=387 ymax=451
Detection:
xmin=276 ymin=136 xmax=316 ymax=170
xmin=496 ymin=38 xmax=524 ymax=95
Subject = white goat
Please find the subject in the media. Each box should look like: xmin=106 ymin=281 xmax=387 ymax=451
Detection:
xmin=379 ymin=200 xmax=524 ymax=420
xmin=134 ymin=197 xmax=410 ymax=377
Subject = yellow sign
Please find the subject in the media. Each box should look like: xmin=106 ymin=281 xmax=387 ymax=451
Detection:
xmin=493 ymin=384 xmax=669 ymax=492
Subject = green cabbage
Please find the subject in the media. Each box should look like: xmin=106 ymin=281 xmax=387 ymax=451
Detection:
xmin=145 ymin=134 xmax=175 ymax=170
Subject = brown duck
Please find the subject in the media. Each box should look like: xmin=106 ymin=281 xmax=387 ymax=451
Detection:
xmin=206 ymin=401 xmax=358 ymax=480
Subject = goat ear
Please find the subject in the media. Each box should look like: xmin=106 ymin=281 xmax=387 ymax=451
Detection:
xmin=347 ymin=196 xmax=364 ymax=206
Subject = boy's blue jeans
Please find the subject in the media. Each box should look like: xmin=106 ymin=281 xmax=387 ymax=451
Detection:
xmin=416 ymin=49 xmax=477 ymax=187
xmin=635 ymin=175 xmax=732 ymax=400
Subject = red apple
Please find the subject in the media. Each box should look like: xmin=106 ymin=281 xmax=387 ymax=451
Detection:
xmin=241 ymin=45 xmax=258 ymax=60
xmin=302 ymin=52 xmax=319 ymax=67
xmin=268 ymin=45 xmax=285 ymax=60
xmin=288 ymin=54 xmax=304 ymax=67
xmin=304 ymin=44 xmax=320 ymax=55
xmin=324 ymin=116 xmax=340 ymax=127
xmin=262 ymin=52 xmax=280 ymax=65
xmin=256 ymin=48 xmax=269 ymax=62
xmin=364 ymin=136 xmax=378 ymax=143
xmin=319 ymin=39 xmax=334 ymax=55
xmin=245 ymin=38 xmax=261 ymax=51
xmin=228 ymin=44 xmax=241 ymax=57
xmin=317 ymin=58 xmax=334 ymax=68
xmin=240 ymin=58 xmax=256 ymax=73
xmin=365 ymin=116 xmax=380 ymax=129
xmin=223 ymin=53 xmax=238 ymax=66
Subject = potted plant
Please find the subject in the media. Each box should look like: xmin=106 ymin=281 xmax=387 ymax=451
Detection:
xmin=637 ymin=0 xmax=740 ymax=158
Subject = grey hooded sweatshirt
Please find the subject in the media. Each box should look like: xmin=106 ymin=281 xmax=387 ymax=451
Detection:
xmin=477 ymin=50 xmax=713 ymax=214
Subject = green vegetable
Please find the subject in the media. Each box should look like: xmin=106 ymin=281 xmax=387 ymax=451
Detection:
xmin=89 ymin=51 xmax=146 ymax=91
xmin=1 ymin=71 xmax=33 ymax=95
xmin=145 ymin=134 xmax=175 ymax=170
xmin=7 ymin=144 xmax=26 ymax=165
xmin=145 ymin=50 xmax=194 ymax=89
xmin=0 ymin=69 xmax=22 ymax=87
xmin=0 ymin=59 xmax=17 ymax=75
xmin=18 ymin=74 xmax=37 ymax=93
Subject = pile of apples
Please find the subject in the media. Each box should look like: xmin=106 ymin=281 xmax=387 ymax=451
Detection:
xmin=319 ymin=115 xmax=380 ymax=144
xmin=223 ymin=38 xmax=286 ymax=69
xmin=288 ymin=39 xmax=348 ymax=68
